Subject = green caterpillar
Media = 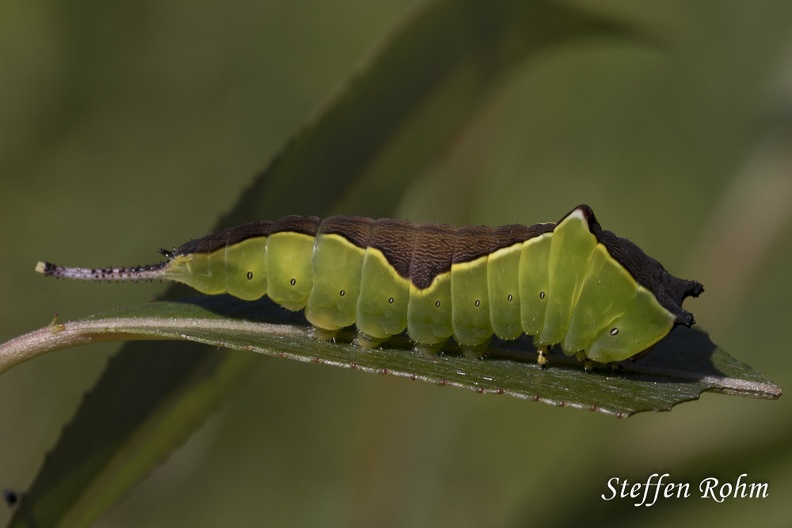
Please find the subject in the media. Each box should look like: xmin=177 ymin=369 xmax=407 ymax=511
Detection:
xmin=36 ymin=205 xmax=703 ymax=366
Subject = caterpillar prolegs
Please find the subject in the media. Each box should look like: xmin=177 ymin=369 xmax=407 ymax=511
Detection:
xmin=36 ymin=205 xmax=703 ymax=366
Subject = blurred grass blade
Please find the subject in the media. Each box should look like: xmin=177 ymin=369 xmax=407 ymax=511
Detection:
xmin=0 ymin=298 xmax=780 ymax=418
xmin=7 ymin=1 xmax=641 ymax=526
xmin=212 ymin=0 xmax=649 ymax=225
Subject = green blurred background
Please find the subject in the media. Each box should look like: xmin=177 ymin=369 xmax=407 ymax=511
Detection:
xmin=2 ymin=0 xmax=792 ymax=526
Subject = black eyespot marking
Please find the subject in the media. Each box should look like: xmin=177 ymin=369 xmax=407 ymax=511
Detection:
xmin=339 ymin=289 xmax=345 ymax=297
xmin=388 ymin=297 xmax=394 ymax=304
xmin=507 ymin=294 xmax=513 ymax=302
xmin=539 ymin=291 xmax=545 ymax=300
xmin=474 ymin=299 xmax=480 ymax=307
xmin=246 ymin=271 xmax=253 ymax=280
xmin=435 ymin=300 xmax=441 ymax=308
xmin=610 ymin=328 xmax=619 ymax=336
xmin=289 ymin=278 xmax=296 ymax=286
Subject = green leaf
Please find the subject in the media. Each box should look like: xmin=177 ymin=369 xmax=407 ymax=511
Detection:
xmin=3 ymin=0 xmax=660 ymax=526
xmin=0 ymin=297 xmax=780 ymax=419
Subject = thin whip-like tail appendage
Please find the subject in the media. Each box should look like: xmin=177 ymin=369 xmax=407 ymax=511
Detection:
xmin=35 ymin=260 xmax=169 ymax=282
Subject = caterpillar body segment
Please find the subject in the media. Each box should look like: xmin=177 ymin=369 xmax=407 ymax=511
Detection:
xmin=36 ymin=205 xmax=703 ymax=365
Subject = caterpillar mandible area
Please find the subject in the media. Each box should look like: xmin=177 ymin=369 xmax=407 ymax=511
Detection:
xmin=37 ymin=205 xmax=703 ymax=367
